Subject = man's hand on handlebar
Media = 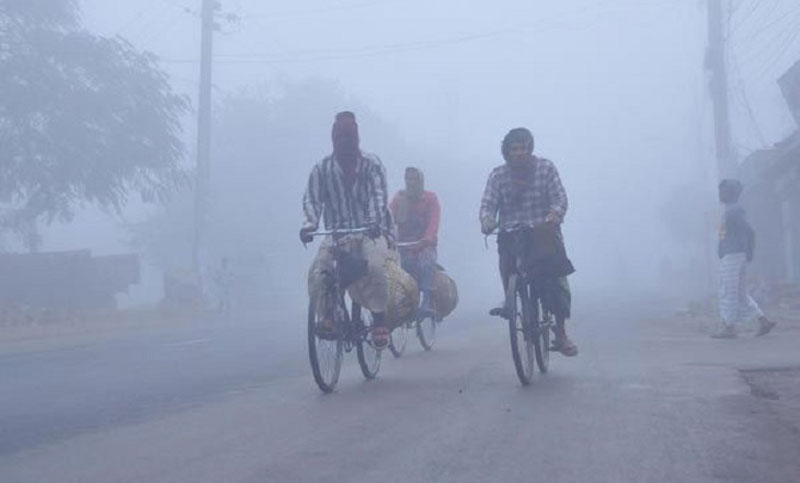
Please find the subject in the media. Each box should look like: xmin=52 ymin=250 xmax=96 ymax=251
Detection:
xmin=545 ymin=212 xmax=562 ymax=224
xmin=299 ymin=226 xmax=315 ymax=244
xmin=481 ymin=218 xmax=497 ymax=235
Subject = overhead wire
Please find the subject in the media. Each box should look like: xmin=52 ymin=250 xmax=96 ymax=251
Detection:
xmin=752 ymin=8 xmax=800 ymax=78
xmin=138 ymin=2 xmax=194 ymax=49
xmin=163 ymin=26 xmax=527 ymax=65
xmin=173 ymin=0 xmax=680 ymax=66
xmin=242 ymin=0 xmax=409 ymax=20
xmin=725 ymin=0 xmax=768 ymax=153
xmin=113 ymin=0 xmax=162 ymax=38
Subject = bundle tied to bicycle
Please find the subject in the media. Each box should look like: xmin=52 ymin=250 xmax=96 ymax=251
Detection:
xmin=332 ymin=234 xmax=458 ymax=330
xmin=385 ymin=256 xmax=459 ymax=328
xmin=385 ymin=258 xmax=419 ymax=328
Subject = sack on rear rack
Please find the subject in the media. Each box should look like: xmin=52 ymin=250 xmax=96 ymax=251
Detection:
xmin=386 ymin=258 xmax=420 ymax=329
xmin=432 ymin=269 xmax=458 ymax=320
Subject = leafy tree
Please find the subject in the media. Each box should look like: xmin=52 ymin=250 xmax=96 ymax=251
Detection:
xmin=0 ymin=0 xmax=189 ymax=249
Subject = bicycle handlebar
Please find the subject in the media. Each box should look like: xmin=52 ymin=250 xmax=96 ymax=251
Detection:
xmin=307 ymin=227 xmax=372 ymax=238
xmin=396 ymin=239 xmax=425 ymax=248
xmin=486 ymin=224 xmax=539 ymax=236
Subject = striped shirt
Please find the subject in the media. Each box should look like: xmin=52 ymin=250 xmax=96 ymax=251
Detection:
xmin=302 ymin=152 xmax=392 ymax=232
xmin=479 ymin=157 xmax=568 ymax=229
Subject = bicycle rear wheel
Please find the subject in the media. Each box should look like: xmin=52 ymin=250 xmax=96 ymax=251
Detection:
xmin=354 ymin=305 xmax=382 ymax=379
xmin=416 ymin=316 xmax=436 ymax=351
xmin=535 ymin=307 xmax=551 ymax=374
xmin=308 ymin=302 xmax=343 ymax=393
xmin=508 ymin=275 xmax=534 ymax=385
xmin=389 ymin=322 xmax=408 ymax=358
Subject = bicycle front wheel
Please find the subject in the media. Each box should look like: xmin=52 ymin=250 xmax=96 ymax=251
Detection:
xmin=389 ymin=322 xmax=408 ymax=358
xmin=308 ymin=302 xmax=343 ymax=393
xmin=508 ymin=276 xmax=535 ymax=385
xmin=354 ymin=306 xmax=382 ymax=379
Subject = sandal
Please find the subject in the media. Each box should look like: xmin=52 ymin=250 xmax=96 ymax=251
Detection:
xmin=710 ymin=324 xmax=737 ymax=339
xmin=755 ymin=317 xmax=776 ymax=337
xmin=371 ymin=326 xmax=390 ymax=349
xmin=553 ymin=337 xmax=578 ymax=357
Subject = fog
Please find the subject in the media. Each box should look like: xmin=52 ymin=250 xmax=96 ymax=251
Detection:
xmin=6 ymin=3 xmax=800 ymax=479
xmin=23 ymin=0 xmax=800 ymax=310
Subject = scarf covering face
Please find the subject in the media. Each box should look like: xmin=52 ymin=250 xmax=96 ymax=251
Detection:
xmin=501 ymin=127 xmax=534 ymax=162
xmin=332 ymin=111 xmax=360 ymax=161
xmin=396 ymin=167 xmax=424 ymax=224
xmin=501 ymin=127 xmax=537 ymax=201
xmin=331 ymin=111 xmax=360 ymax=189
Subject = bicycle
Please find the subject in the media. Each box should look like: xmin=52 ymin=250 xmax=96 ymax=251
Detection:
xmin=488 ymin=225 xmax=555 ymax=385
xmin=391 ymin=240 xmax=439 ymax=356
xmin=305 ymin=227 xmax=384 ymax=393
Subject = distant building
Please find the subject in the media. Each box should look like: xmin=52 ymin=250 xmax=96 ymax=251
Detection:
xmin=741 ymin=60 xmax=800 ymax=283
xmin=0 ymin=250 xmax=140 ymax=310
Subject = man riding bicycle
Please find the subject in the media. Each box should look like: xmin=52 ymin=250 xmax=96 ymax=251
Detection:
xmin=390 ymin=167 xmax=441 ymax=318
xmin=479 ymin=127 xmax=578 ymax=357
xmin=300 ymin=111 xmax=394 ymax=348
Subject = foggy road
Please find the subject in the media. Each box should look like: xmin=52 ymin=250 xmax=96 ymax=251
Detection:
xmin=2 ymin=299 xmax=800 ymax=483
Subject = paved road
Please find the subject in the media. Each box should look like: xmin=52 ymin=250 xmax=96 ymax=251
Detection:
xmin=1 ymin=299 xmax=799 ymax=482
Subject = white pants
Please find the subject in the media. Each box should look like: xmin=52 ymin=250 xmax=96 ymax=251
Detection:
xmin=719 ymin=253 xmax=763 ymax=325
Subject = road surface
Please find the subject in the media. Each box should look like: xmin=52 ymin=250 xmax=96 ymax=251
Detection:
xmin=1 ymin=298 xmax=799 ymax=482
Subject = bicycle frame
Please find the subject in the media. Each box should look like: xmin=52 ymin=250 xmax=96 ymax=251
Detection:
xmin=498 ymin=227 xmax=555 ymax=335
xmin=492 ymin=226 xmax=552 ymax=323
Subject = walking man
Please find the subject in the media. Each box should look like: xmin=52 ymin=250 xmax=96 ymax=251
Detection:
xmin=714 ymin=179 xmax=776 ymax=338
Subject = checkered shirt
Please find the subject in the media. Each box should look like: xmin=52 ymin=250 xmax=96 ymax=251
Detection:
xmin=479 ymin=157 xmax=568 ymax=229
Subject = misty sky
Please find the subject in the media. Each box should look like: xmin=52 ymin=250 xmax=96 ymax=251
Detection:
xmin=36 ymin=0 xmax=800 ymax=302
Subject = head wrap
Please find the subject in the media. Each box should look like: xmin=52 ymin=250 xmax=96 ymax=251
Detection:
xmin=501 ymin=127 xmax=535 ymax=162
xmin=719 ymin=179 xmax=743 ymax=203
xmin=405 ymin=167 xmax=424 ymax=193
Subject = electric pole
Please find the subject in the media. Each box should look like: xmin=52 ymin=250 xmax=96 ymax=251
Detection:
xmin=192 ymin=0 xmax=218 ymax=272
xmin=706 ymin=0 xmax=737 ymax=180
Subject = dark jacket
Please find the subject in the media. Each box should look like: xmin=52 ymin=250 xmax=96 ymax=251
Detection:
xmin=718 ymin=203 xmax=755 ymax=261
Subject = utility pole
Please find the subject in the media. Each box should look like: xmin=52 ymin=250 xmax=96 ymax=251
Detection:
xmin=192 ymin=0 xmax=218 ymax=272
xmin=706 ymin=0 xmax=737 ymax=180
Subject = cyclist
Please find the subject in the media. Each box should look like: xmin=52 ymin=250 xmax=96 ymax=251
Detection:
xmin=390 ymin=167 xmax=441 ymax=318
xmin=479 ymin=127 xmax=578 ymax=356
xmin=300 ymin=111 xmax=394 ymax=348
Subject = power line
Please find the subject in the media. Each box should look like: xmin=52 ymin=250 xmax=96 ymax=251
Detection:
xmin=114 ymin=0 xmax=162 ymax=38
xmin=166 ymin=0 xmax=680 ymax=67
xmin=139 ymin=5 xmax=191 ymax=48
xmin=738 ymin=1 xmax=800 ymax=63
xmin=126 ymin=1 xmax=179 ymax=43
xmin=162 ymin=23 xmax=535 ymax=65
xmin=752 ymin=10 xmax=800 ymax=77
xmin=730 ymin=0 xmax=770 ymax=33
xmin=243 ymin=0 xmax=407 ymax=20
xmin=730 ymin=49 xmax=768 ymax=148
